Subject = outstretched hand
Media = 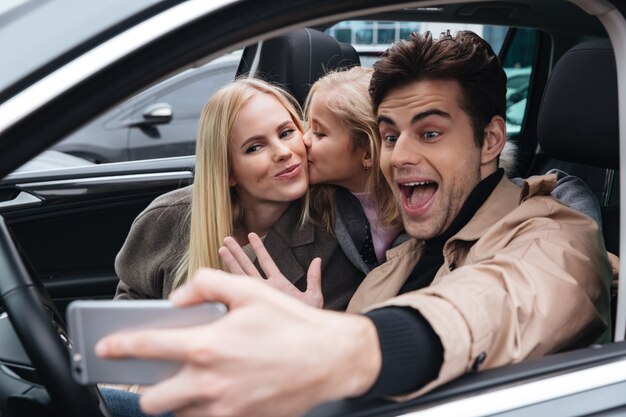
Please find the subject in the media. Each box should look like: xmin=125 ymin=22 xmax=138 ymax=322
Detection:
xmin=96 ymin=269 xmax=381 ymax=417
xmin=219 ymin=232 xmax=324 ymax=308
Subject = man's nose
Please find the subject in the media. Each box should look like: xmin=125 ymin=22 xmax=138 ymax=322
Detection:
xmin=390 ymin=135 xmax=421 ymax=167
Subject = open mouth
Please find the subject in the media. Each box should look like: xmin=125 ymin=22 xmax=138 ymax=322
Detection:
xmin=400 ymin=181 xmax=438 ymax=213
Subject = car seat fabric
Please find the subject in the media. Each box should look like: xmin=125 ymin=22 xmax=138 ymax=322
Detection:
xmin=537 ymin=38 xmax=621 ymax=335
xmin=537 ymin=39 xmax=618 ymax=170
xmin=537 ymin=39 xmax=619 ymax=255
xmin=237 ymin=28 xmax=361 ymax=106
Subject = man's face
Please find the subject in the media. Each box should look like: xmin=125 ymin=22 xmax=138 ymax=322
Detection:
xmin=378 ymin=79 xmax=482 ymax=240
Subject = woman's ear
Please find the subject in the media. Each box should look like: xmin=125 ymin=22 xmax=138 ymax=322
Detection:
xmin=481 ymin=115 xmax=506 ymax=165
xmin=228 ymin=175 xmax=237 ymax=187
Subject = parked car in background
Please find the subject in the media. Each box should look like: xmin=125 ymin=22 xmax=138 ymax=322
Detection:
xmin=12 ymin=150 xmax=94 ymax=174
xmin=52 ymin=54 xmax=239 ymax=163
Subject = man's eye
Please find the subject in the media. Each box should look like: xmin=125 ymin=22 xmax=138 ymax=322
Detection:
xmin=280 ymin=128 xmax=295 ymax=139
xmin=423 ymin=131 xmax=440 ymax=140
xmin=383 ymin=135 xmax=398 ymax=144
xmin=313 ymin=131 xmax=325 ymax=138
xmin=245 ymin=144 xmax=261 ymax=153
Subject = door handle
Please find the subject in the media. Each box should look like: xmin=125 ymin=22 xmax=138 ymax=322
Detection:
xmin=0 ymin=191 xmax=43 ymax=210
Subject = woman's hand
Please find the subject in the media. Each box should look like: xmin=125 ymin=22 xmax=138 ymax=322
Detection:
xmin=219 ymin=233 xmax=324 ymax=308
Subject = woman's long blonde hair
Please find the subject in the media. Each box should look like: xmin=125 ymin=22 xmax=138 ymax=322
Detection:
xmin=172 ymin=78 xmax=305 ymax=289
xmin=304 ymin=67 xmax=401 ymax=231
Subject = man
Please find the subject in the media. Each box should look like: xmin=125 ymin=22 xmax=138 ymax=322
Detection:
xmin=97 ymin=31 xmax=611 ymax=417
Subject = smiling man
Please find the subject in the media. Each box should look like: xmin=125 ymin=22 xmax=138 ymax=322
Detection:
xmin=98 ymin=31 xmax=612 ymax=417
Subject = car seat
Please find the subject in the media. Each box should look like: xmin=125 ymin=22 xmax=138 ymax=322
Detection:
xmin=536 ymin=38 xmax=620 ymax=335
xmin=237 ymin=28 xmax=361 ymax=107
xmin=537 ymin=39 xmax=619 ymax=255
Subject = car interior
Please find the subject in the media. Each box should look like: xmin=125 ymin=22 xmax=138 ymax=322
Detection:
xmin=0 ymin=0 xmax=625 ymax=416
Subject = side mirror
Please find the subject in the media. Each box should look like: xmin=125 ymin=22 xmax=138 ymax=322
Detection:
xmin=140 ymin=103 xmax=174 ymax=125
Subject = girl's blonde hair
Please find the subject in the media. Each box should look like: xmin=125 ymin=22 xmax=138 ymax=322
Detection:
xmin=172 ymin=78 xmax=305 ymax=289
xmin=304 ymin=67 xmax=401 ymax=231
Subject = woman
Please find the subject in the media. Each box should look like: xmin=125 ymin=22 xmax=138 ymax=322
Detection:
xmin=114 ymin=78 xmax=364 ymax=311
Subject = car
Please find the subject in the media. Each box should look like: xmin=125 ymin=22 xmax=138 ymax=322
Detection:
xmin=12 ymin=150 xmax=94 ymax=174
xmin=0 ymin=1 xmax=624 ymax=417
xmin=51 ymin=53 xmax=240 ymax=163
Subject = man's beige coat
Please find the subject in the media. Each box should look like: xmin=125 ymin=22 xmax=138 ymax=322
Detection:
xmin=348 ymin=174 xmax=612 ymax=399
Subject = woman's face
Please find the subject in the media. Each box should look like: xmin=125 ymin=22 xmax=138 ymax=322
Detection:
xmin=304 ymin=92 xmax=370 ymax=192
xmin=229 ymin=92 xmax=308 ymax=210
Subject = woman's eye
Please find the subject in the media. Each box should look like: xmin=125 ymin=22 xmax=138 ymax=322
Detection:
xmin=313 ymin=131 xmax=325 ymax=138
xmin=245 ymin=144 xmax=261 ymax=154
xmin=423 ymin=131 xmax=440 ymax=140
xmin=279 ymin=128 xmax=296 ymax=139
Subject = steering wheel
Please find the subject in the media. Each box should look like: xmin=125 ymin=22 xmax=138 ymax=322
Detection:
xmin=0 ymin=217 xmax=109 ymax=417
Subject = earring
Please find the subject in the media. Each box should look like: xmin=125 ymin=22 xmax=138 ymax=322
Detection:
xmin=364 ymin=165 xmax=370 ymax=171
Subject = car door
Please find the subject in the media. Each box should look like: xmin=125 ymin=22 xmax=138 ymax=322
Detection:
xmin=0 ymin=156 xmax=195 ymax=317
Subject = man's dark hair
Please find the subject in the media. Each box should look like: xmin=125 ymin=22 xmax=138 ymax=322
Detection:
xmin=370 ymin=31 xmax=507 ymax=146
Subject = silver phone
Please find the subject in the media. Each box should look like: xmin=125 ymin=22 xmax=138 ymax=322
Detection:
xmin=66 ymin=299 xmax=227 ymax=385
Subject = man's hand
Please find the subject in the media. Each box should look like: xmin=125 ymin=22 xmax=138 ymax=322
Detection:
xmin=95 ymin=269 xmax=381 ymax=417
xmin=219 ymin=232 xmax=324 ymax=308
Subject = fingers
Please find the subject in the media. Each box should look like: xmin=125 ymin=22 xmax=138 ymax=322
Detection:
xmin=139 ymin=369 xmax=202 ymax=416
xmin=248 ymin=233 xmax=282 ymax=277
xmin=222 ymin=236 xmax=262 ymax=277
xmin=218 ymin=246 xmax=245 ymax=275
xmin=169 ymin=268 xmax=275 ymax=308
xmin=305 ymin=258 xmax=324 ymax=308
xmin=96 ymin=327 xmax=196 ymax=361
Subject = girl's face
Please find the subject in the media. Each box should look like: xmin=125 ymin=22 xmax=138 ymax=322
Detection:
xmin=229 ymin=92 xmax=308 ymax=210
xmin=304 ymin=92 xmax=371 ymax=192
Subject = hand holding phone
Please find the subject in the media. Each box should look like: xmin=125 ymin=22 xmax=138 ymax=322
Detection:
xmin=66 ymin=299 xmax=227 ymax=385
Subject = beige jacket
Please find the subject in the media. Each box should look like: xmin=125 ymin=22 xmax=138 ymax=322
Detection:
xmin=347 ymin=174 xmax=612 ymax=399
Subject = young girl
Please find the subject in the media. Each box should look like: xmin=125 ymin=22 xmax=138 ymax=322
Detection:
xmin=114 ymin=78 xmax=364 ymax=311
xmin=304 ymin=66 xmax=403 ymax=274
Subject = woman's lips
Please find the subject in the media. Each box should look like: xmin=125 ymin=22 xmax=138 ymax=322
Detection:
xmin=275 ymin=163 xmax=302 ymax=179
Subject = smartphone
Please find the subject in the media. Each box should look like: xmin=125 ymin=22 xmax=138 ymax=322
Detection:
xmin=66 ymin=299 xmax=227 ymax=385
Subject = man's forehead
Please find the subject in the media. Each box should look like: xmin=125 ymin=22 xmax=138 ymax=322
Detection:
xmin=377 ymin=79 xmax=463 ymax=121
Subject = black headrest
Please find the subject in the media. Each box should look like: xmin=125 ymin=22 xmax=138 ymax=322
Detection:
xmin=237 ymin=28 xmax=360 ymax=106
xmin=537 ymin=39 xmax=619 ymax=170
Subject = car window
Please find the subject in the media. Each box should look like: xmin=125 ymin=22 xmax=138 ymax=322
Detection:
xmin=325 ymin=20 xmax=509 ymax=67
xmin=18 ymin=22 xmax=536 ymax=174
xmin=30 ymin=53 xmax=239 ymax=167
xmin=501 ymin=28 xmax=537 ymax=136
xmin=325 ymin=21 xmax=536 ymax=138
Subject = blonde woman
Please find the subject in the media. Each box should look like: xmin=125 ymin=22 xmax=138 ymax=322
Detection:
xmin=114 ymin=78 xmax=364 ymax=311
